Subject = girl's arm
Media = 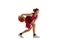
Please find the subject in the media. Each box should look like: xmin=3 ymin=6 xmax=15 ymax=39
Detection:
xmin=21 ymin=13 xmax=32 ymax=17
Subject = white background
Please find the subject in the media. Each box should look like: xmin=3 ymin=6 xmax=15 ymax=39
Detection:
xmin=0 ymin=0 xmax=60 ymax=40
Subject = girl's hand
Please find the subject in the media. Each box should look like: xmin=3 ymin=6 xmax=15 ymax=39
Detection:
xmin=21 ymin=14 xmax=24 ymax=17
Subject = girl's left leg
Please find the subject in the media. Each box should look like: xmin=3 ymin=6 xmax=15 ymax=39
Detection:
xmin=32 ymin=23 xmax=40 ymax=38
xmin=32 ymin=23 xmax=36 ymax=36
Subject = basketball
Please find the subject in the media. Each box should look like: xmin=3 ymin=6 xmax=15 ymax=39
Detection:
xmin=18 ymin=16 xmax=25 ymax=22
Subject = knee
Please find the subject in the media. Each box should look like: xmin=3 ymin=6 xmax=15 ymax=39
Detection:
xmin=27 ymin=28 xmax=31 ymax=31
xmin=32 ymin=23 xmax=35 ymax=26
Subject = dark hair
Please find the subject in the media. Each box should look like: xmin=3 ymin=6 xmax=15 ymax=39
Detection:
xmin=33 ymin=8 xmax=39 ymax=12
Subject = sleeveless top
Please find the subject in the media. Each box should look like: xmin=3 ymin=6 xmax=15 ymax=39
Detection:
xmin=25 ymin=13 xmax=37 ymax=24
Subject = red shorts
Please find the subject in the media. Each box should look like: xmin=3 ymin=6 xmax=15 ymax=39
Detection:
xmin=25 ymin=18 xmax=35 ymax=29
xmin=25 ymin=15 xmax=36 ymax=29
xmin=25 ymin=22 xmax=31 ymax=28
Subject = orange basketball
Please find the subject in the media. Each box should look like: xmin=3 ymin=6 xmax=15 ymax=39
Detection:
xmin=18 ymin=16 xmax=25 ymax=22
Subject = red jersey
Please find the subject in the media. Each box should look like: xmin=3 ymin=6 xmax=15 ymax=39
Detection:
xmin=25 ymin=13 xmax=37 ymax=28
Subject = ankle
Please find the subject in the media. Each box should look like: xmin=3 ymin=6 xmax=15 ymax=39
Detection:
xmin=20 ymin=33 xmax=22 ymax=35
xmin=33 ymin=33 xmax=36 ymax=36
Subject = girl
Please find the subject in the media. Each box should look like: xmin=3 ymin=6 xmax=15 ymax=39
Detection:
xmin=19 ymin=8 xmax=39 ymax=38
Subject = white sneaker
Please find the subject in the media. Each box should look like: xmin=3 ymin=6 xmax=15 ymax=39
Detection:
xmin=33 ymin=35 xmax=40 ymax=38
xmin=18 ymin=34 xmax=24 ymax=38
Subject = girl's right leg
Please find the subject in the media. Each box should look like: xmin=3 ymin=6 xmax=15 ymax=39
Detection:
xmin=19 ymin=28 xmax=31 ymax=35
xmin=19 ymin=28 xmax=31 ymax=38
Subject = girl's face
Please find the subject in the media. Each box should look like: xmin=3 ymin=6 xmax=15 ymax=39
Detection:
xmin=35 ymin=10 xmax=39 ymax=15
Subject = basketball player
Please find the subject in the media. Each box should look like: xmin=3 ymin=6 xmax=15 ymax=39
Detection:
xmin=19 ymin=8 xmax=40 ymax=38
